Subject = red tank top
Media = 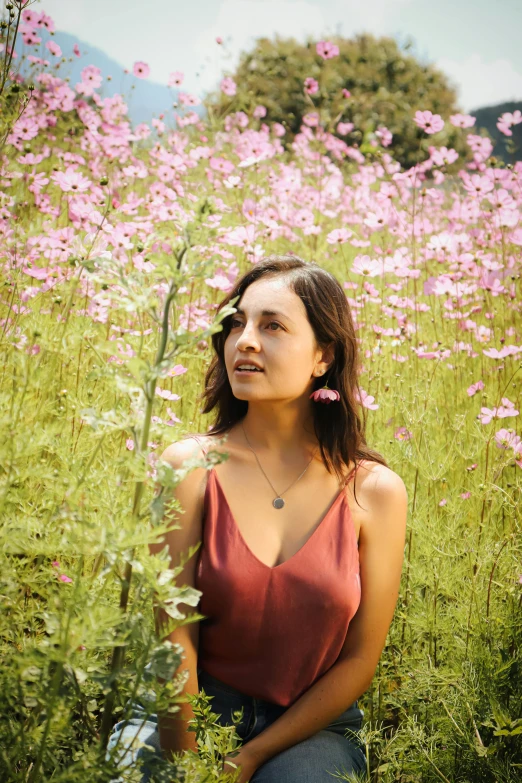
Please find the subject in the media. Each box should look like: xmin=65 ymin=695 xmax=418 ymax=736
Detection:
xmin=194 ymin=441 xmax=361 ymax=707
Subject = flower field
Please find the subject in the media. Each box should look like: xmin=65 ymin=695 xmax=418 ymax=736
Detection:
xmin=1 ymin=4 xmax=521 ymax=782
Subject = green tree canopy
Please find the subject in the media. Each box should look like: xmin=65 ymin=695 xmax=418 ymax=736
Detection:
xmin=208 ymin=34 xmax=469 ymax=169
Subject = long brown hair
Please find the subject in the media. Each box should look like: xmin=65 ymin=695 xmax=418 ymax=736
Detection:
xmin=197 ymin=254 xmax=388 ymax=500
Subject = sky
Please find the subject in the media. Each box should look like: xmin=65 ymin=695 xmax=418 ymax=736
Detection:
xmin=37 ymin=0 xmax=522 ymax=111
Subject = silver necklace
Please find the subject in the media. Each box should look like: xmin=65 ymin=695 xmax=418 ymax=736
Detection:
xmin=240 ymin=420 xmax=317 ymax=510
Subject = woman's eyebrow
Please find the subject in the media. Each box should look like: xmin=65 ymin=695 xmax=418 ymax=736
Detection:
xmin=236 ymin=307 xmax=294 ymax=322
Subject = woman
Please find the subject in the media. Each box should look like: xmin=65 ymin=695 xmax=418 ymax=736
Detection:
xmin=108 ymin=254 xmax=408 ymax=782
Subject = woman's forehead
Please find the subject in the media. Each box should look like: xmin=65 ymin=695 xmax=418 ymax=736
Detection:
xmin=240 ymin=278 xmax=301 ymax=311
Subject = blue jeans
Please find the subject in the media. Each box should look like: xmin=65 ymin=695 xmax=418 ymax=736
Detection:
xmin=106 ymin=666 xmax=367 ymax=782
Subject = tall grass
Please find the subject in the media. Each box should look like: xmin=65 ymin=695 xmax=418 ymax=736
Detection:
xmin=0 ymin=3 xmax=521 ymax=781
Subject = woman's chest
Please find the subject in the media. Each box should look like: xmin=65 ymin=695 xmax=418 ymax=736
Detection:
xmin=209 ymin=467 xmax=362 ymax=570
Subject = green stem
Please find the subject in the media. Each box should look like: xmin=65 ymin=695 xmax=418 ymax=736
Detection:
xmin=26 ymin=660 xmax=64 ymax=783
xmin=98 ymin=274 xmax=181 ymax=753
xmin=1 ymin=7 xmax=21 ymax=96
xmin=27 ymin=557 xmax=83 ymax=783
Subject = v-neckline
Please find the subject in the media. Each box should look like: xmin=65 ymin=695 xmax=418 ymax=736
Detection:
xmin=208 ymin=467 xmax=355 ymax=571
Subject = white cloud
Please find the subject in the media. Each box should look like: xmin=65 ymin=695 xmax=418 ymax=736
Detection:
xmin=436 ymin=53 xmax=522 ymax=111
xmin=193 ymin=0 xmax=417 ymax=93
xmin=194 ymin=0 xmax=325 ymax=93
xmin=327 ymin=0 xmax=414 ymax=37
xmin=27 ymin=1 xmax=522 ymax=113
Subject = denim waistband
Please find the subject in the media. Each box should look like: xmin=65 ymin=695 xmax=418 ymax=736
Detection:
xmin=197 ymin=666 xmax=284 ymax=709
xmin=197 ymin=666 xmax=360 ymax=714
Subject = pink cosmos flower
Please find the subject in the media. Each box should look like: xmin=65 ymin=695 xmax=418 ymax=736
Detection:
xmin=22 ymin=31 xmax=41 ymax=46
xmin=358 ymin=389 xmax=379 ymax=410
xmin=51 ymin=168 xmax=92 ymax=192
xmin=478 ymin=407 xmax=497 ymax=424
xmin=293 ymin=208 xmax=315 ymax=229
xmin=155 ymin=387 xmax=181 ymax=401
xmin=59 ymin=574 xmax=73 ymax=583
xmin=497 ymin=110 xmax=522 ymax=136
xmin=223 ymin=175 xmax=241 ymax=188
xmin=316 ymin=41 xmax=339 ymax=60
xmin=220 ymin=77 xmax=237 ymax=96
xmin=496 ymin=398 xmax=519 ymax=418
xmin=429 ymin=146 xmax=459 ymax=166
xmin=168 ymin=71 xmax=184 ymax=87
xmin=76 ymin=65 xmax=102 ymax=96
xmin=326 ymin=228 xmax=353 ymax=244
xmin=216 ymin=36 xmax=223 ymax=44
xmin=253 ymin=105 xmax=267 ymax=118
xmin=12 ymin=116 xmax=39 ymax=141
xmin=494 ymin=428 xmax=520 ymax=450
xmin=342 ymin=89 xmax=351 ymax=99
xmin=126 ymin=438 xmax=135 ymax=451
xmin=450 ymin=113 xmax=476 ymax=128
xmin=167 ymin=364 xmax=188 ymax=377
xmin=28 ymin=171 xmax=49 ymax=194
xmin=304 ymin=77 xmax=319 ymax=95
xmin=223 ymin=224 xmax=256 ymax=247
xmin=375 ymin=126 xmax=392 ymax=147
xmin=45 ymin=40 xmax=61 ymax=57
xmin=22 ymin=9 xmax=39 ymax=27
xmin=337 ymin=121 xmax=354 ymax=135
xmin=302 ymin=112 xmax=319 ymax=127
xmin=310 ymin=387 xmax=340 ymax=403
xmin=36 ymin=12 xmax=55 ymax=32
xmin=27 ymin=55 xmax=49 ymax=66
xmin=178 ymin=92 xmax=201 ymax=106
xmin=133 ymin=61 xmax=150 ymax=79
xmin=467 ymin=380 xmax=484 ymax=397
xmin=479 ymin=398 xmax=519 ymax=424
xmin=395 ymin=427 xmax=413 ymax=441
xmin=483 ymin=345 xmax=522 ymax=359
xmin=352 ymin=255 xmax=382 ymax=277
xmin=73 ymin=43 xmax=81 ymax=57
xmin=238 ymin=154 xmax=266 ymax=168
xmin=461 ymin=172 xmax=494 ymax=198
xmin=210 ymin=156 xmax=235 ymax=175
xmin=413 ymin=110 xmax=444 ymax=134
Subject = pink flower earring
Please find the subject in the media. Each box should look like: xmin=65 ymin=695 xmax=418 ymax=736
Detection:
xmin=309 ymin=371 xmax=341 ymax=404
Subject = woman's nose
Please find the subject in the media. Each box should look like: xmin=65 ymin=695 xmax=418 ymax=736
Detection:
xmin=236 ymin=323 xmax=260 ymax=348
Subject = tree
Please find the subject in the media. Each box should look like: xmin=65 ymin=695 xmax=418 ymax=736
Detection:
xmin=207 ymin=34 xmax=468 ymax=170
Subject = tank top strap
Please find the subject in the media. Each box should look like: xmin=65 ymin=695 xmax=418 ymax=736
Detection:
xmin=192 ymin=433 xmax=210 ymax=456
xmin=339 ymin=461 xmax=361 ymax=493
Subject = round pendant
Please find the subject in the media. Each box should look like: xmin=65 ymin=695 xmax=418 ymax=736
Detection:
xmin=273 ymin=497 xmax=285 ymax=509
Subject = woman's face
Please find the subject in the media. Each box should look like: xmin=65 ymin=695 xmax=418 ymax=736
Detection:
xmin=224 ymin=276 xmax=329 ymax=403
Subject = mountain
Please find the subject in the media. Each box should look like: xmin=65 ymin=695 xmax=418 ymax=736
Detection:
xmin=14 ymin=29 xmax=206 ymax=127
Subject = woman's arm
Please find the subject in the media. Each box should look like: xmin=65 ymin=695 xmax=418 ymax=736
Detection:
xmin=240 ymin=466 xmax=408 ymax=768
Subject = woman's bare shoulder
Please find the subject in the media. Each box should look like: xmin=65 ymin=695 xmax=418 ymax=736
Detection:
xmin=160 ymin=433 xmax=211 ymax=465
xmin=355 ymin=460 xmax=407 ymax=504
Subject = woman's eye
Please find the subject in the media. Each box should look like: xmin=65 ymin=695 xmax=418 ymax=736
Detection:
xmin=230 ymin=319 xmax=281 ymax=331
